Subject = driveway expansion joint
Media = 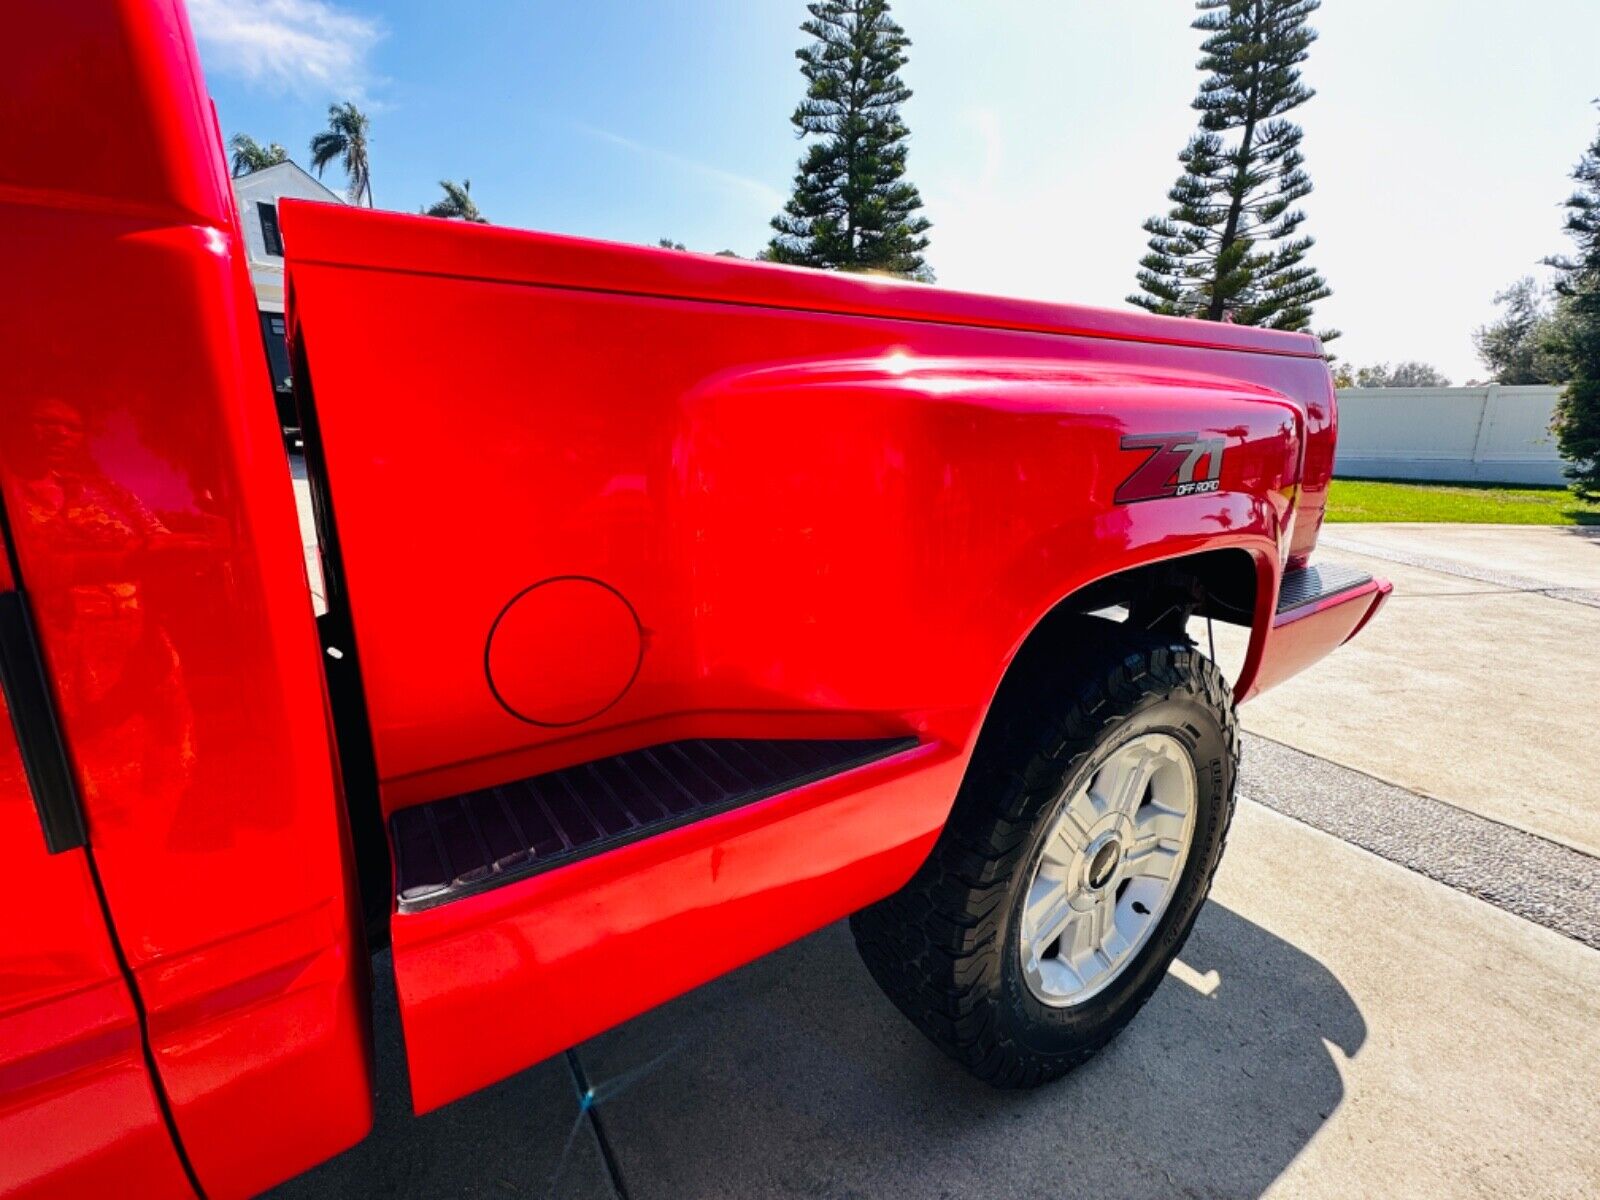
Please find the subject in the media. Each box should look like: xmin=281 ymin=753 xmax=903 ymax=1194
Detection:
xmin=1239 ymin=733 xmax=1599 ymax=950
xmin=1318 ymin=533 xmax=1600 ymax=609
xmin=566 ymin=1049 xmax=631 ymax=1200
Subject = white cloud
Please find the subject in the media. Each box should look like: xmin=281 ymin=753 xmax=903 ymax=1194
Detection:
xmin=188 ymin=0 xmax=382 ymax=98
xmin=573 ymin=122 xmax=785 ymax=209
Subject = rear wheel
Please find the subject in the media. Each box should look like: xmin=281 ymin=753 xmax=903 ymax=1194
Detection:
xmin=850 ymin=619 xmax=1237 ymax=1087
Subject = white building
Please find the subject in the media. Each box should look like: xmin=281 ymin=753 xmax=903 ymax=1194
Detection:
xmin=231 ymin=161 xmax=344 ymax=428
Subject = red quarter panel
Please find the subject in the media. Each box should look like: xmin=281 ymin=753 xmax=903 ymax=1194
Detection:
xmin=284 ymin=202 xmax=1330 ymax=1110
xmin=285 ymin=202 xmax=1329 ymax=816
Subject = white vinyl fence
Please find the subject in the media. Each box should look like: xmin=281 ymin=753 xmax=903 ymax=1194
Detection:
xmin=1334 ymin=385 xmax=1566 ymax=486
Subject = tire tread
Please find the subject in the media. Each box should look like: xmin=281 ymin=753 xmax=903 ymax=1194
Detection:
xmin=850 ymin=621 xmax=1239 ymax=1087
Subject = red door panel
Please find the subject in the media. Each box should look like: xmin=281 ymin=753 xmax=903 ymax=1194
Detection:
xmin=0 ymin=549 xmax=191 ymax=1199
xmin=3 ymin=4 xmax=373 ymax=1195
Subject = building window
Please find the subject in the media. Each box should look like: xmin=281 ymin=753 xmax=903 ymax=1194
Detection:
xmin=259 ymin=311 xmax=292 ymax=392
xmin=258 ymin=202 xmax=283 ymax=257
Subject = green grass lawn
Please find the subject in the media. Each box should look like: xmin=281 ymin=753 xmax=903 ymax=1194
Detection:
xmin=1325 ymin=478 xmax=1600 ymax=525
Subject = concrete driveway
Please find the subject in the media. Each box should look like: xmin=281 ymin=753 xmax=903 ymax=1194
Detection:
xmin=273 ymin=514 xmax=1600 ymax=1200
xmin=1226 ymin=524 xmax=1600 ymax=856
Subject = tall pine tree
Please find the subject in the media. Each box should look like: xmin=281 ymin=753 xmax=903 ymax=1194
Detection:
xmin=1131 ymin=0 xmax=1332 ymax=334
xmin=1548 ymin=105 xmax=1600 ymax=499
xmin=766 ymin=0 xmax=931 ymax=279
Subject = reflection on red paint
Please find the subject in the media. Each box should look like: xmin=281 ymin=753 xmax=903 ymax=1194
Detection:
xmin=4 ymin=397 xmax=199 ymax=831
xmin=0 ymin=523 xmax=194 ymax=1198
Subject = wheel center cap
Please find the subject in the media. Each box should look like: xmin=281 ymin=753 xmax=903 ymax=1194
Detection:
xmin=1086 ymin=838 xmax=1121 ymax=890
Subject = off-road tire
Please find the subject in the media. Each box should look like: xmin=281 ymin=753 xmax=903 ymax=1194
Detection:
xmin=850 ymin=617 xmax=1238 ymax=1087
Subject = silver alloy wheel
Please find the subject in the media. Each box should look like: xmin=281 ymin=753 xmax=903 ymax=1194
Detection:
xmin=1017 ymin=732 xmax=1198 ymax=1007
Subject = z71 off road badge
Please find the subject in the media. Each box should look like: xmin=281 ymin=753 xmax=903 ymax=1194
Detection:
xmin=1114 ymin=431 xmax=1226 ymax=504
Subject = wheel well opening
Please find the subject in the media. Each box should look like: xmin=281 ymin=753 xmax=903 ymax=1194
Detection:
xmin=990 ymin=549 xmax=1257 ymax=720
xmin=1057 ymin=548 xmax=1258 ymax=636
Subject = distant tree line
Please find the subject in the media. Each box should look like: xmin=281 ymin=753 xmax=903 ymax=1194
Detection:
xmin=1331 ymin=361 xmax=1451 ymax=389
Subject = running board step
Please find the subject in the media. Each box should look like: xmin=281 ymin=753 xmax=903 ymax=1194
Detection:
xmin=1276 ymin=563 xmax=1373 ymax=615
xmin=391 ymin=737 xmax=918 ymax=912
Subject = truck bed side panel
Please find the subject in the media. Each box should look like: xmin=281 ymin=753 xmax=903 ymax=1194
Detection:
xmin=284 ymin=203 xmax=1328 ymax=1110
xmin=287 ymin=207 xmax=1325 ymax=812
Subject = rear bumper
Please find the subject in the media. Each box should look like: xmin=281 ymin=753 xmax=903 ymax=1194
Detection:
xmin=1242 ymin=563 xmax=1392 ymax=700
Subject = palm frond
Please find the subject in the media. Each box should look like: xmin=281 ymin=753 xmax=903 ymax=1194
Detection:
xmin=229 ymin=133 xmax=288 ymax=177
xmin=310 ymin=101 xmax=374 ymax=205
xmin=423 ymin=179 xmax=486 ymax=223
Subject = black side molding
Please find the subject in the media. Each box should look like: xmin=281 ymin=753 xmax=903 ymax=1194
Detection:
xmin=392 ymin=736 xmax=918 ymax=912
xmin=0 ymin=590 xmax=87 ymax=853
xmin=1276 ymin=563 xmax=1373 ymax=615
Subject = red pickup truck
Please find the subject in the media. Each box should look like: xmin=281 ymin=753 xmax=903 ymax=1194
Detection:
xmin=0 ymin=3 xmax=1390 ymax=1196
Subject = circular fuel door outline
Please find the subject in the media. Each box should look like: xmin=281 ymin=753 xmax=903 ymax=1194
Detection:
xmin=483 ymin=576 xmax=644 ymax=727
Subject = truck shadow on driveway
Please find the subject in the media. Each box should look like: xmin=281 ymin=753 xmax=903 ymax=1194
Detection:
xmin=577 ymin=901 xmax=1365 ymax=1200
xmin=271 ymin=900 xmax=1363 ymax=1200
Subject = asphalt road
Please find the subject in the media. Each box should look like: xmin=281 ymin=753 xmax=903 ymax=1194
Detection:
xmin=272 ymin=517 xmax=1600 ymax=1200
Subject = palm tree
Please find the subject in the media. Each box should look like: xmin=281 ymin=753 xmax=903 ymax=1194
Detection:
xmin=229 ymin=133 xmax=288 ymax=177
xmin=423 ymin=179 xmax=486 ymax=223
xmin=309 ymin=101 xmax=374 ymax=207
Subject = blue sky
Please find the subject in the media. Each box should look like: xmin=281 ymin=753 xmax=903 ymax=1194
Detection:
xmin=194 ymin=0 xmax=1600 ymax=382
